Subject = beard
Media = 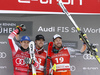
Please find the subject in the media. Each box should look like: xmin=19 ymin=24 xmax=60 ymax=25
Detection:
xmin=55 ymin=43 xmax=62 ymax=49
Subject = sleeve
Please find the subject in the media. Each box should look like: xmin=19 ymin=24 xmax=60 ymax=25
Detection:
xmin=14 ymin=37 xmax=21 ymax=48
xmin=67 ymin=47 xmax=84 ymax=55
xmin=8 ymin=29 xmax=19 ymax=56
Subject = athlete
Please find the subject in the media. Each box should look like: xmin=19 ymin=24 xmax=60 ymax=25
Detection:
xmin=8 ymin=24 xmax=39 ymax=75
xmin=50 ymin=34 xmax=87 ymax=75
xmin=24 ymin=34 xmax=47 ymax=75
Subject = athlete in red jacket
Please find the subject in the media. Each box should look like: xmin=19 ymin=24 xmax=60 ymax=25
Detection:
xmin=25 ymin=34 xmax=47 ymax=75
xmin=8 ymin=24 xmax=39 ymax=75
xmin=50 ymin=34 xmax=87 ymax=75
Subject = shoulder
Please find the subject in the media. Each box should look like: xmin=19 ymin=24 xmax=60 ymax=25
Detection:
xmin=63 ymin=47 xmax=74 ymax=50
xmin=63 ymin=47 xmax=75 ymax=52
xmin=62 ymin=47 xmax=69 ymax=50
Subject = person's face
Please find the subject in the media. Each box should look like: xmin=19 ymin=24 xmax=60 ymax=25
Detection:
xmin=53 ymin=38 xmax=62 ymax=48
xmin=20 ymin=41 xmax=30 ymax=49
xmin=35 ymin=39 xmax=44 ymax=49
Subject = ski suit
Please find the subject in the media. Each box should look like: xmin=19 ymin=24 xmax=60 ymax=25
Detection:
xmin=29 ymin=48 xmax=47 ymax=75
xmin=35 ymin=48 xmax=47 ymax=75
xmin=8 ymin=29 xmax=39 ymax=75
xmin=51 ymin=47 xmax=82 ymax=75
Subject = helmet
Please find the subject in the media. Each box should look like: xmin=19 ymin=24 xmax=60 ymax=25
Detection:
xmin=35 ymin=34 xmax=45 ymax=41
xmin=53 ymin=34 xmax=62 ymax=41
xmin=20 ymin=36 xmax=31 ymax=42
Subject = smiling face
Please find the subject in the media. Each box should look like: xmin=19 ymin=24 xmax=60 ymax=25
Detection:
xmin=35 ymin=39 xmax=44 ymax=49
xmin=53 ymin=37 xmax=62 ymax=49
xmin=20 ymin=41 xmax=30 ymax=49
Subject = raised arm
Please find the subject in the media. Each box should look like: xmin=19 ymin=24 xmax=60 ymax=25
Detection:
xmin=8 ymin=24 xmax=26 ymax=56
xmin=8 ymin=29 xmax=19 ymax=56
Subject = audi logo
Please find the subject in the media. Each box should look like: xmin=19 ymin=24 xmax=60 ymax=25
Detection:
xmin=83 ymin=54 xmax=96 ymax=60
xmin=15 ymin=58 xmax=25 ymax=65
xmin=0 ymin=52 xmax=7 ymax=58
xmin=70 ymin=65 xmax=76 ymax=72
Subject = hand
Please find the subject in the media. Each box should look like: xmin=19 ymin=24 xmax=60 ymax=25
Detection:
xmin=24 ymin=58 xmax=35 ymax=64
xmin=16 ymin=24 xmax=26 ymax=34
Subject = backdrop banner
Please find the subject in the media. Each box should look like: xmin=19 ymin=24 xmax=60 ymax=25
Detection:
xmin=0 ymin=14 xmax=100 ymax=75
xmin=0 ymin=0 xmax=100 ymax=14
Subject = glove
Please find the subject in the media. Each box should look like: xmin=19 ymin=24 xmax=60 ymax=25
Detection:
xmin=24 ymin=58 xmax=35 ymax=65
xmin=16 ymin=24 xmax=26 ymax=34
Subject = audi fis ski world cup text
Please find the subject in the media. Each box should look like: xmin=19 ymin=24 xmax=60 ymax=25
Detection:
xmin=38 ymin=26 xmax=100 ymax=34
xmin=18 ymin=0 xmax=83 ymax=5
